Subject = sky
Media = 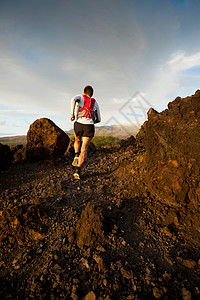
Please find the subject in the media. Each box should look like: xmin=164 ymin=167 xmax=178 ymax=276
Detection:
xmin=0 ymin=0 xmax=200 ymax=137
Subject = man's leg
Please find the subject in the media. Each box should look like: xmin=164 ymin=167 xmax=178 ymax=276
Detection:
xmin=78 ymin=136 xmax=92 ymax=168
xmin=72 ymin=134 xmax=81 ymax=167
xmin=74 ymin=134 xmax=81 ymax=154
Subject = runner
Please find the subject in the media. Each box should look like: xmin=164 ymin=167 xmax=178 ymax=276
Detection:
xmin=70 ymin=85 xmax=101 ymax=179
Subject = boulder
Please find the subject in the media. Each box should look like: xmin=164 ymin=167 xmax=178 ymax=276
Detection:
xmin=26 ymin=118 xmax=69 ymax=160
xmin=136 ymin=90 xmax=200 ymax=207
xmin=0 ymin=143 xmax=13 ymax=169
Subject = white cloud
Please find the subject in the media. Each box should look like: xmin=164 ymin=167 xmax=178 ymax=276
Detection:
xmin=143 ymin=51 xmax=200 ymax=111
xmin=168 ymin=51 xmax=200 ymax=71
xmin=0 ymin=121 xmax=6 ymax=126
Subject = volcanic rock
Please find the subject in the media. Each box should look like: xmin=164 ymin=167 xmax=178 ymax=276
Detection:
xmin=11 ymin=145 xmax=27 ymax=163
xmin=136 ymin=90 xmax=200 ymax=207
xmin=75 ymin=203 xmax=105 ymax=249
xmin=0 ymin=143 xmax=13 ymax=169
xmin=0 ymin=204 xmax=48 ymax=251
xmin=85 ymin=291 xmax=96 ymax=300
xmin=26 ymin=118 xmax=69 ymax=160
xmin=120 ymin=135 xmax=136 ymax=150
xmin=136 ymin=90 xmax=200 ymax=246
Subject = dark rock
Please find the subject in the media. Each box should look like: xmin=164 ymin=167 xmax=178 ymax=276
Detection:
xmin=0 ymin=204 xmax=48 ymax=250
xmin=11 ymin=145 xmax=27 ymax=163
xmin=10 ymin=144 xmax=23 ymax=153
xmin=26 ymin=118 xmax=69 ymax=160
xmin=176 ymin=257 xmax=196 ymax=269
xmin=136 ymin=90 xmax=200 ymax=207
xmin=120 ymin=135 xmax=136 ymax=149
xmin=0 ymin=143 xmax=13 ymax=168
xmin=85 ymin=291 xmax=96 ymax=300
xmin=76 ymin=203 xmax=105 ymax=249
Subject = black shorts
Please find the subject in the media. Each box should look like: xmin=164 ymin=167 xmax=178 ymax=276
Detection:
xmin=74 ymin=121 xmax=95 ymax=138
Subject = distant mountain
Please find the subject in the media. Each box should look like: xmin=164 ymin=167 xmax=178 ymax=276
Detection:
xmin=0 ymin=135 xmax=27 ymax=147
xmin=0 ymin=125 xmax=138 ymax=146
xmin=66 ymin=125 xmax=138 ymax=138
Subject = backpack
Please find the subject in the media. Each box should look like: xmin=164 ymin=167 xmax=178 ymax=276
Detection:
xmin=77 ymin=94 xmax=96 ymax=119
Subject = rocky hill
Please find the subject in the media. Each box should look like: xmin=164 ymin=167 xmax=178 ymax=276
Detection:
xmin=0 ymin=91 xmax=200 ymax=299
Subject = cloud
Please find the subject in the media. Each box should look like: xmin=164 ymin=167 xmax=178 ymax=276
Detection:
xmin=168 ymin=52 xmax=200 ymax=71
xmin=0 ymin=121 xmax=6 ymax=126
xmin=143 ymin=51 xmax=200 ymax=111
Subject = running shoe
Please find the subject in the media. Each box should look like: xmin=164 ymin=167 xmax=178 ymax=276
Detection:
xmin=72 ymin=156 xmax=79 ymax=167
xmin=73 ymin=167 xmax=81 ymax=180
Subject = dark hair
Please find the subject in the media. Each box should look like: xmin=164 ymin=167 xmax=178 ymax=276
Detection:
xmin=84 ymin=85 xmax=94 ymax=97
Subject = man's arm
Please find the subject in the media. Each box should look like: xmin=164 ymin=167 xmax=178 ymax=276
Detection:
xmin=70 ymin=95 xmax=81 ymax=121
xmin=94 ymin=101 xmax=101 ymax=123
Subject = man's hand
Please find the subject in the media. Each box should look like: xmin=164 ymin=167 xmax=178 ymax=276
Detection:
xmin=70 ymin=114 xmax=75 ymax=121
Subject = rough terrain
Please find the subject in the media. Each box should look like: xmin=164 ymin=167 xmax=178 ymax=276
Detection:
xmin=0 ymin=91 xmax=200 ymax=299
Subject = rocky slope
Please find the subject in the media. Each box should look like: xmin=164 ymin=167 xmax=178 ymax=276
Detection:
xmin=0 ymin=91 xmax=200 ymax=299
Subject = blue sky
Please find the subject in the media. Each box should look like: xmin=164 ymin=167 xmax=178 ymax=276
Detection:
xmin=0 ymin=0 xmax=200 ymax=136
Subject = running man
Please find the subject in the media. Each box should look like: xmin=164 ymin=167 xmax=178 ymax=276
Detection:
xmin=70 ymin=85 xmax=101 ymax=179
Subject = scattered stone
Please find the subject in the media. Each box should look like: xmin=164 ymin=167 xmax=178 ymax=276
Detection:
xmin=153 ymin=287 xmax=167 ymax=299
xmin=96 ymin=245 xmax=106 ymax=252
xmin=162 ymin=271 xmax=171 ymax=281
xmin=103 ymin=279 xmax=107 ymax=286
xmin=51 ymin=264 xmax=64 ymax=274
xmin=177 ymin=257 xmax=196 ymax=269
xmin=0 ymin=204 xmax=48 ymax=249
xmin=181 ymin=287 xmax=192 ymax=300
xmin=161 ymin=226 xmax=172 ymax=237
xmin=93 ymin=254 xmax=107 ymax=272
xmin=120 ymin=267 xmax=133 ymax=280
xmin=80 ymin=258 xmax=90 ymax=269
xmin=85 ymin=291 xmax=96 ymax=300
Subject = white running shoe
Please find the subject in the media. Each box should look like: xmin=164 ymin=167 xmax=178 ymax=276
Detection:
xmin=73 ymin=172 xmax=80 ymax=180
xmin=73 ymin=167 xmax=81 ymax=180
xmin=72 ymin=157 xmax=79 ymax=167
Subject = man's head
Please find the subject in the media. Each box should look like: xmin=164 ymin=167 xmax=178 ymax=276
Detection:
xmin=84 ymin=85 xmax=93 ymax=97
